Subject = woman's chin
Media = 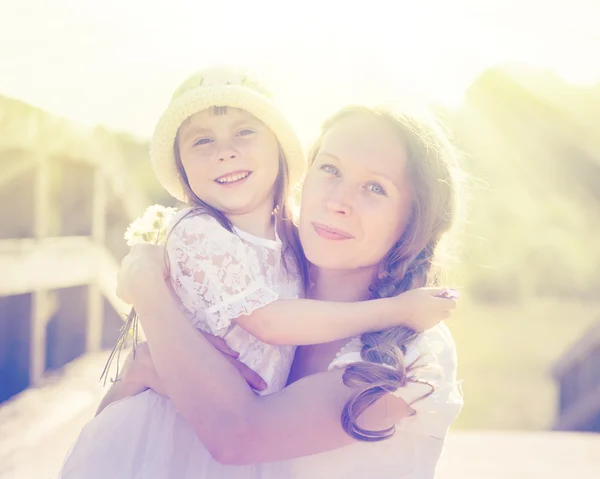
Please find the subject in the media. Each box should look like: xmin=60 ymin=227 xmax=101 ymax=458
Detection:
xmin=304 ymin=249 xmax=350 ymax=271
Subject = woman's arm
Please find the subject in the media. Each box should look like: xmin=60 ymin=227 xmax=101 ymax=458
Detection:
xmin=96 ymin=335 xmax=267 ymax=415
xmin=95 ymin=342 xmax=164 ymax=415
xmin=121 ymin=250 xmax=412 ymax=465
xmin=95 ymin=378 xmax=147 ymax=416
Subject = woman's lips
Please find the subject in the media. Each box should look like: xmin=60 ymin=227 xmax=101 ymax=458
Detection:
xmin=312 ymin=222 xmax=354 ymax=240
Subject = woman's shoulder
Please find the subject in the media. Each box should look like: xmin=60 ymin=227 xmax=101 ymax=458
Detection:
xmin=328 ymin=324 xmax=457 ymax=372
xmin=411 ymin=323 xmax=458 ymax=372
xmin=401 ymin=325 xmax=462 ymax=433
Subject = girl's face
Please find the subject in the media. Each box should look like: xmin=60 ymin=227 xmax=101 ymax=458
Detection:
xmin=177 ymin=107 xmax=281 ymax=217
xmin=299 ymin=114 xmax=414 ymax=272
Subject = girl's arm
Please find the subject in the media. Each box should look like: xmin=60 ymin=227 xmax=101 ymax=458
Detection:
xmin=166 ymin=215 xmax=455 ymax=347
xmin=120 ymin=254 xmax=413 ymax=464
xmin=234 ymin=287 xmax=455 ymax=345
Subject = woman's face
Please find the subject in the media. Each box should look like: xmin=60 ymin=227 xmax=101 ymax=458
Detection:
xmin=299 ymin=113 xmax=413 ymax=272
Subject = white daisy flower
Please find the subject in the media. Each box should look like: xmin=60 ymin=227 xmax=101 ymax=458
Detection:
xmin=124 ymin=204 xmax=177 ymax=246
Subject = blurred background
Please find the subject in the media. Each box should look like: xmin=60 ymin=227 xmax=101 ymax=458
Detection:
xmin=0 ymin=0 xmax=599 ymax=477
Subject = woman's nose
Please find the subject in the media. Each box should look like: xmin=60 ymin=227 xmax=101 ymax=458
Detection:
xmin=325 ymin=187 xmax=353 ymax=215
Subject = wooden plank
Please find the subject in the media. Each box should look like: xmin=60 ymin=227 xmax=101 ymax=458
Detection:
xmin=32 ymin=154 xmax=50 ymax=240
xmin=0 ymin=146 xmax=149 ymax=225
xmin=86 ymin=283 xmax=103 ymax=353
xmin=95 ymin=245 xmax=130 ymax=317
xmin=0 ymin=157 xmax=37 ymax=189
xmin=30 ymin=291 xmax=52 ymax=386
xmin=0 ymin=237 xmax=130 ymax=319
xmin=30 ymin=154 xmax=51 ymax=385
xmin=0 ymin=237 xmax=96 ymax=296
xmin=86 ymin=169 xmax=106 ymax=353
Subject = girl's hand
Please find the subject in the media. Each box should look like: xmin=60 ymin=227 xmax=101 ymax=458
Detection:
xmin=394 ymin=287 xmax=459 ymax=332
xmin=120 ymin=342 xmax=166 ymax=396
xmin=195 ymin=332 xmax=268 ymax=391
xmin=116 ymin=244 xmax=168 ymax=304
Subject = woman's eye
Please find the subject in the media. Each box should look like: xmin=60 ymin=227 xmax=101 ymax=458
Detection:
xmin=366 ymin=183 xmax=387 ymax=196
xmin=320 ymin=164 xmax=340 ymax=176
xmin=194 ymin=138 xmax=213 ymax=146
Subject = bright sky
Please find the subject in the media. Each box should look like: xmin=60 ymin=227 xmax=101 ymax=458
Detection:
xmin=0 ymin=0 xmax=599 ymax=143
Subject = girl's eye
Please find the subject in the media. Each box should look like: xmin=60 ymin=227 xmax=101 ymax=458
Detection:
xmin=237 ymin=129 xmax=256 ymax=137
xmin=366 ymin=183 xmax=387 ymax=196
xmin=320 ymin=164 xmax=340 ymax=176
xmin=194 ymin=138 xmax=213 ymax=146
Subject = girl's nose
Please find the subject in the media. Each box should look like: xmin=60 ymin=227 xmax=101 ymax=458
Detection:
xmin=217 ymin=143 xmax=238 ymax=162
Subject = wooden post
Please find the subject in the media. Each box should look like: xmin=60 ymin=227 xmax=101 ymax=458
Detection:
xmin=86 ymin=167 xmax=106 ymax=353
xmin=30 ymin=154 xmax=50 ymax=385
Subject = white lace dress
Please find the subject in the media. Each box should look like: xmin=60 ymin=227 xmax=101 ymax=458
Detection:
xmin=264 ymin=324 xmax=463 ymax=479
xmin=59 ymin=210 xmax=302 ymax=479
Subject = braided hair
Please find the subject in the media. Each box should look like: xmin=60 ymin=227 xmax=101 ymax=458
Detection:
xmin=308 ymin=106 xmax=461 ymax=441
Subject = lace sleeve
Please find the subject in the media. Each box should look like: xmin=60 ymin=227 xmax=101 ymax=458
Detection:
xmin=166 ymin=213 xmax=279 ymax=336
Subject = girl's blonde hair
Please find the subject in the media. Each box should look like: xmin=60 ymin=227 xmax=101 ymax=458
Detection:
xmin=308 ymin=105 xmax=462 ymax=442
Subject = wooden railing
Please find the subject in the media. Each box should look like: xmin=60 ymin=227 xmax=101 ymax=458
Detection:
xmin=0 ymin=236 xmax=130 ymax=385
xmin=0 ymin=98 xmax=150 ymax=396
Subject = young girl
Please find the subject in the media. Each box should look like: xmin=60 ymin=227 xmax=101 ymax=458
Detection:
xmin=59 ymin=67 xmax=456 ymax=478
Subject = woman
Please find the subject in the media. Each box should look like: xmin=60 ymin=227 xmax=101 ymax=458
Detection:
xmin=117 ymin=104 xmax=463 ymax=478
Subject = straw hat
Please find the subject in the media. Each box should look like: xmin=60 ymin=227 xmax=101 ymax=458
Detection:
xmin=150 ymin=67 xmax=305 ymax=201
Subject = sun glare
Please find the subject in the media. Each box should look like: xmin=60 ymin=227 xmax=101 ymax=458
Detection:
xmin=0 ymin=0 xmax=598 ymax=137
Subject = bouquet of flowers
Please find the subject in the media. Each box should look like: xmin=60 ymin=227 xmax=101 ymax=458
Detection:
xmin=123 ymin=204 xmax=178 ymax=247
xmin=100 ymin=204 xmax=177 ymax=385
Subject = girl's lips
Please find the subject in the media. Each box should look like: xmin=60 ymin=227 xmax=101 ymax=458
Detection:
xmin=214 ymin=170 xmax=252 ymax=187
xmin=312 ymin=222 xmax=354 ymax=240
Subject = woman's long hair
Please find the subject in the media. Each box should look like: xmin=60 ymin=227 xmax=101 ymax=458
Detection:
xmin=308 ymin=105 xmax=462 ymax=441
